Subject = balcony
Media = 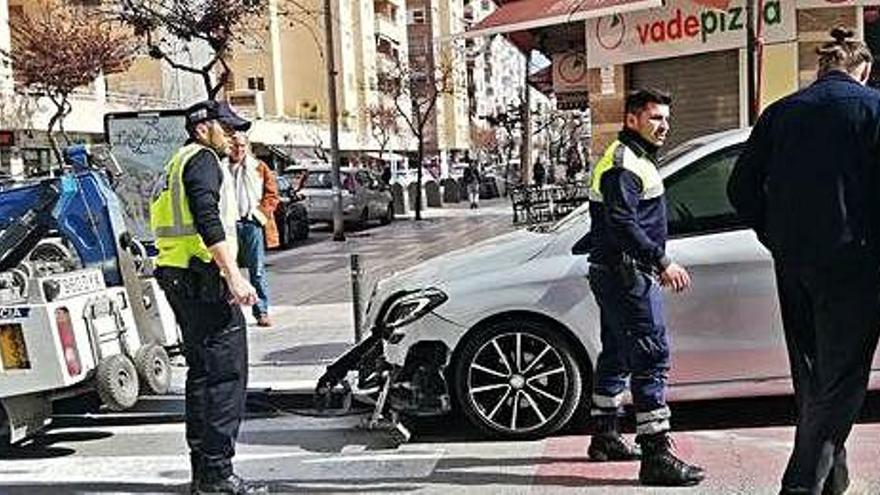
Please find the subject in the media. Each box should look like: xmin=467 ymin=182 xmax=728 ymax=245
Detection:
xmin=374 ymin=13 xmax=402 ymax=42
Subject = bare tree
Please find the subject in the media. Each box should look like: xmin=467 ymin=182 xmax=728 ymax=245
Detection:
xmin=114 ymin=0 xmax=319 ymax=101
xmin=6 ymin=0 xmax=136 ymax=164
xmin=484 ymin=102 xmax=523 ymax=193
xmin=365 ymin=103 xmax=400 ymax=163
xmin=380 ymin=56 xmax=456 ymax=220
xmin=536 ymin=109 xmax=589 ymax=183
xmin=470 ymin=124 xmax=499 ymax=168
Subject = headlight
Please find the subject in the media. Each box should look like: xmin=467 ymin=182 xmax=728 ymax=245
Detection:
xmin=380 ymin=288 xmax=448 ymax=331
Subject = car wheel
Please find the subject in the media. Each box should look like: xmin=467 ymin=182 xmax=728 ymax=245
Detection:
xmin=275 ymin=214 xmax=290 ymax=250
xmin=453 ymin=318 xmax=582 ymax=439
xmin=380 ymin=203 xmax=394 ymax=225
xmin=96 ymin=354 xmax=140 ymax=411
xmin=359 ymin=208 xmax=369 ymax=228
xmin=134 ymin=344 xmax=172 ymax=395
xmin=292 ymin=217 xmax=309 ymax=241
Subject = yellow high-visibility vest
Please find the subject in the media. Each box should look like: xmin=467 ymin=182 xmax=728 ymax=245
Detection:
xmin=588 ymin=140 xmax=664 ymax=202
xmin=150 ymin=143 xmax=220 ymax=268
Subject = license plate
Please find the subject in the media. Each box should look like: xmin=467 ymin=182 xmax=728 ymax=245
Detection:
xmin=0 ymin=323 xmax=30 ymax=370
xmin=46 ymin=270 xmax=106 ymax=300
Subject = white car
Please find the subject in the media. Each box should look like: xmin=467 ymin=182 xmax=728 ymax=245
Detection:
xmin=329 ymin=128 xmax=880 ymax=439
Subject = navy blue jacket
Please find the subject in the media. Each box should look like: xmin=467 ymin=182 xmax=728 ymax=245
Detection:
xmin=588 ymin=129 xmax=670 ymax=272
xmin=728 ymin=71 xmax=880 ymax=265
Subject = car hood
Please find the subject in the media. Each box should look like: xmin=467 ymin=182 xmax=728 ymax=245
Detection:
xmin=377 ymin=229 xmax=550 ymax=291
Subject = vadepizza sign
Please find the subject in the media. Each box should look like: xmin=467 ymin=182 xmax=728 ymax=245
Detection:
xmin=586 ymin=0 xmax=796 ymax=68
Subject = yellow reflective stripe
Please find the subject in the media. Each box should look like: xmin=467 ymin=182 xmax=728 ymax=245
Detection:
xmin=589 ymin=140 xmax=664 ymax=202
xmin=153 ymin=225 xmax=198 ymax=237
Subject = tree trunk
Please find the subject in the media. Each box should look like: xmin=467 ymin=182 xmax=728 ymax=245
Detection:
xmin=415 ymin=139 xmax=423 ymax=221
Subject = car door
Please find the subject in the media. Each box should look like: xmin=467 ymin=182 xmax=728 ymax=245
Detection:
xmin=661 ymin=145 xmax=790 ymax=386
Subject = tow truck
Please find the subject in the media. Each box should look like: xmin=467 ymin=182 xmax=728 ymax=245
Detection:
xmin=0 ymin=144 xmax=180 ymax=452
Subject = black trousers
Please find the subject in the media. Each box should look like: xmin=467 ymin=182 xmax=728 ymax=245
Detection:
xmin=775 ymin=250 xmax=880 ymax=495
xmin=156 ymin=265 xmax=248 ymax=482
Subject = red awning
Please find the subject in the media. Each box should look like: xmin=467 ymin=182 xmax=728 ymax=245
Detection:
xmin=459 ymin=0 xmax=663 ymax=39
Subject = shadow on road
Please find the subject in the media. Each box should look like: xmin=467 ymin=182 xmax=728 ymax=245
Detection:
xmin=2 ymin=482 xmax=188 ymax=494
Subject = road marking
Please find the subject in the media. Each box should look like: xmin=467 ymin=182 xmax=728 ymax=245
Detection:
xmin=304 ymin=452 xmax=443 ymax=464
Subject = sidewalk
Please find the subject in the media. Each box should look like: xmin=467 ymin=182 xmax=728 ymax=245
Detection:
xmin=167 ymin=198 xmax=517 ymax=399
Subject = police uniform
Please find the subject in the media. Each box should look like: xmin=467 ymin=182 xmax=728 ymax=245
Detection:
xmin=587 ymin=128 xmax=672 ymax=437
xmin=151 ymin=102 xmax=252 ymax=493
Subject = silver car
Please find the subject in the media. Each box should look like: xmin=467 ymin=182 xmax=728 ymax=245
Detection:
xmin=301 ymin=166 xmax=394 ymax=226
xmin=324 ymin=127 xmax=880 ymax=439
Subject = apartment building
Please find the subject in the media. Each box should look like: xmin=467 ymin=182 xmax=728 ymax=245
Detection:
xmin=225 ymin=0 xmax=413 ymax=165
xmin=406 ymin=0 xmax=471 ymax=176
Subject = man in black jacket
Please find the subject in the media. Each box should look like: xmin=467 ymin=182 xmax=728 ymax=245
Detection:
xmin=728 ymin=28 xmax=880 ymax=495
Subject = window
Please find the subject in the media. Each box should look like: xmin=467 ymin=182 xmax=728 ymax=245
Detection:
xmin=247 ymin=77 xmax=265 ymax=91
xmin=409 ymin=8 xmax=425 ymax=24
xmin=664 ymin=145 xmax=745 ymax=237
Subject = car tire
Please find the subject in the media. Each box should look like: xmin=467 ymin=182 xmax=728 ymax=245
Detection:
xmin=452 ymin=318 xmax=582 ymax=439
xmin=292 ymin=217 xmax=309 ymax=241
xmin=134 ymin=344 xmax=172 ymax=395
xmin=380 ymin=203 xmax=394 ymax=225
xmin=96 ymin=354 xmax=140 ymax=412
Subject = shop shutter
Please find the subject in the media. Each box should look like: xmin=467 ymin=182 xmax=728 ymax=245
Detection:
xmin=628 ymin=50 xmax=741 ymax=149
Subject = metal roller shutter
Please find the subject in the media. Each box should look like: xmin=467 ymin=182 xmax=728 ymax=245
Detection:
xmin=628 ymin=50 xmax=741 ymax=149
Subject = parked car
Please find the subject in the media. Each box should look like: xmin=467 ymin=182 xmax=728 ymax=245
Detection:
xmin=301 ymin=166 xmax=394 ymax=227
xmin=343 ymin=127 xmax=880 ymax=439
xmin=273 ymin=174 xmax=309 ymax=249
xmin=391 ymin=167 xmax=437 ymax=186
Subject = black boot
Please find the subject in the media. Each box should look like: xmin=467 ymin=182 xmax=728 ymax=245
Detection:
xmin=588 ymin=416 xmax=641 ymax=462
xmin=637 ymin=433 xmax=705 ymax=487
xmin=588 ymin=433 xmax=642 ymax=461
xmin=196 ymin=473 xmax=268 ymax=494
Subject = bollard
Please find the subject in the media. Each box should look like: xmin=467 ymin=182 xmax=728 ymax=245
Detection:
xmin=350 ymin=253 xmax=363 ymax=343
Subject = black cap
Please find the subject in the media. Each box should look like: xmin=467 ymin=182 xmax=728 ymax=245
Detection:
xmin=185 ymin=100 xmax=251 ymax=132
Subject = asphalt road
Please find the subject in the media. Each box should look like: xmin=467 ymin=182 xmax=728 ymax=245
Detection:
xmin=5 ymin=201 xmax=880 ymax=493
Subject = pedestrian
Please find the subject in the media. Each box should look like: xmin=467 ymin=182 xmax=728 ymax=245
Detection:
xmin=533 ymin=157 xmax=546 ymax=187
xmin=463 ymin=161 xmax=481 ymax=209
xmin=584 ymin=88 xmax=703 ymax=486
xmin=727 ymin=27 xmax=879 ymax=495
xmin=150 ymin=100 xmax=264 ymax=495
xmin=381 ymin=162 xmax=392 ymax=185
xmin=228 ymin=132 xmax=280 ymax=328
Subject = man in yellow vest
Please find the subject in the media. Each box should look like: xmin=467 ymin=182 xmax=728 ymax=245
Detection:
xmin=151 ymin=100 xmax=263 ymax=494
xmin=584 ymin=89 xmax=702 ymax=486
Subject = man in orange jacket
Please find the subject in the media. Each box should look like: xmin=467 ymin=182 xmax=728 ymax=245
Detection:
xmin=228 ymin=132 xmax=279 ymax=327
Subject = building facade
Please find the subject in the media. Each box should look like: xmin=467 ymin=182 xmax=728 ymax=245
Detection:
xmin=406 ymin=0 xmax=471 ymax=176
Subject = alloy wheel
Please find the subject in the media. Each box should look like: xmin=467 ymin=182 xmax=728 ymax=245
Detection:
xmin=466 ymin=331 xmax=568 ymax=434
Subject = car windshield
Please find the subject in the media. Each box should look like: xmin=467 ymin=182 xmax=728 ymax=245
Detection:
xmin=304 ymin=171 xmax=334 ymax=189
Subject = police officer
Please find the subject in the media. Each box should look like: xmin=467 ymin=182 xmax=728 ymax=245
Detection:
xmin=585 ymin=89 xmax=703 ymax=486
xmin=151 ymin=100 xmax=263 ymax=494
xmin=728 ymin=28 xmax=879 ymax=495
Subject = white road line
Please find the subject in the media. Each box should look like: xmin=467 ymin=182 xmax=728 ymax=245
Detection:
xmin=304 ymin=452 xmax=444 ymax=464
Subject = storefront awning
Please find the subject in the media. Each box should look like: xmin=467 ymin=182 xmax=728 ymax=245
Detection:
xmin=458 ymin=0 xmax=664 ymax=39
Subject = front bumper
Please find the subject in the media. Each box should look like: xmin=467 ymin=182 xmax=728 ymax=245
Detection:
xmin=317 ymin=313 xmax=462 ymax=417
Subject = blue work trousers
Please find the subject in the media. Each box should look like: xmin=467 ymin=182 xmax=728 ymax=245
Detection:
xmin=589 ymin=264 xmax=671 ymax=435
xmin=237 ymin=219 xmax=270 ymax=318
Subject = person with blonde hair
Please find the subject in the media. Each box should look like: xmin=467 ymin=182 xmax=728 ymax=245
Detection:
xmin=729 ymin=28 xmax=878 ymax=495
